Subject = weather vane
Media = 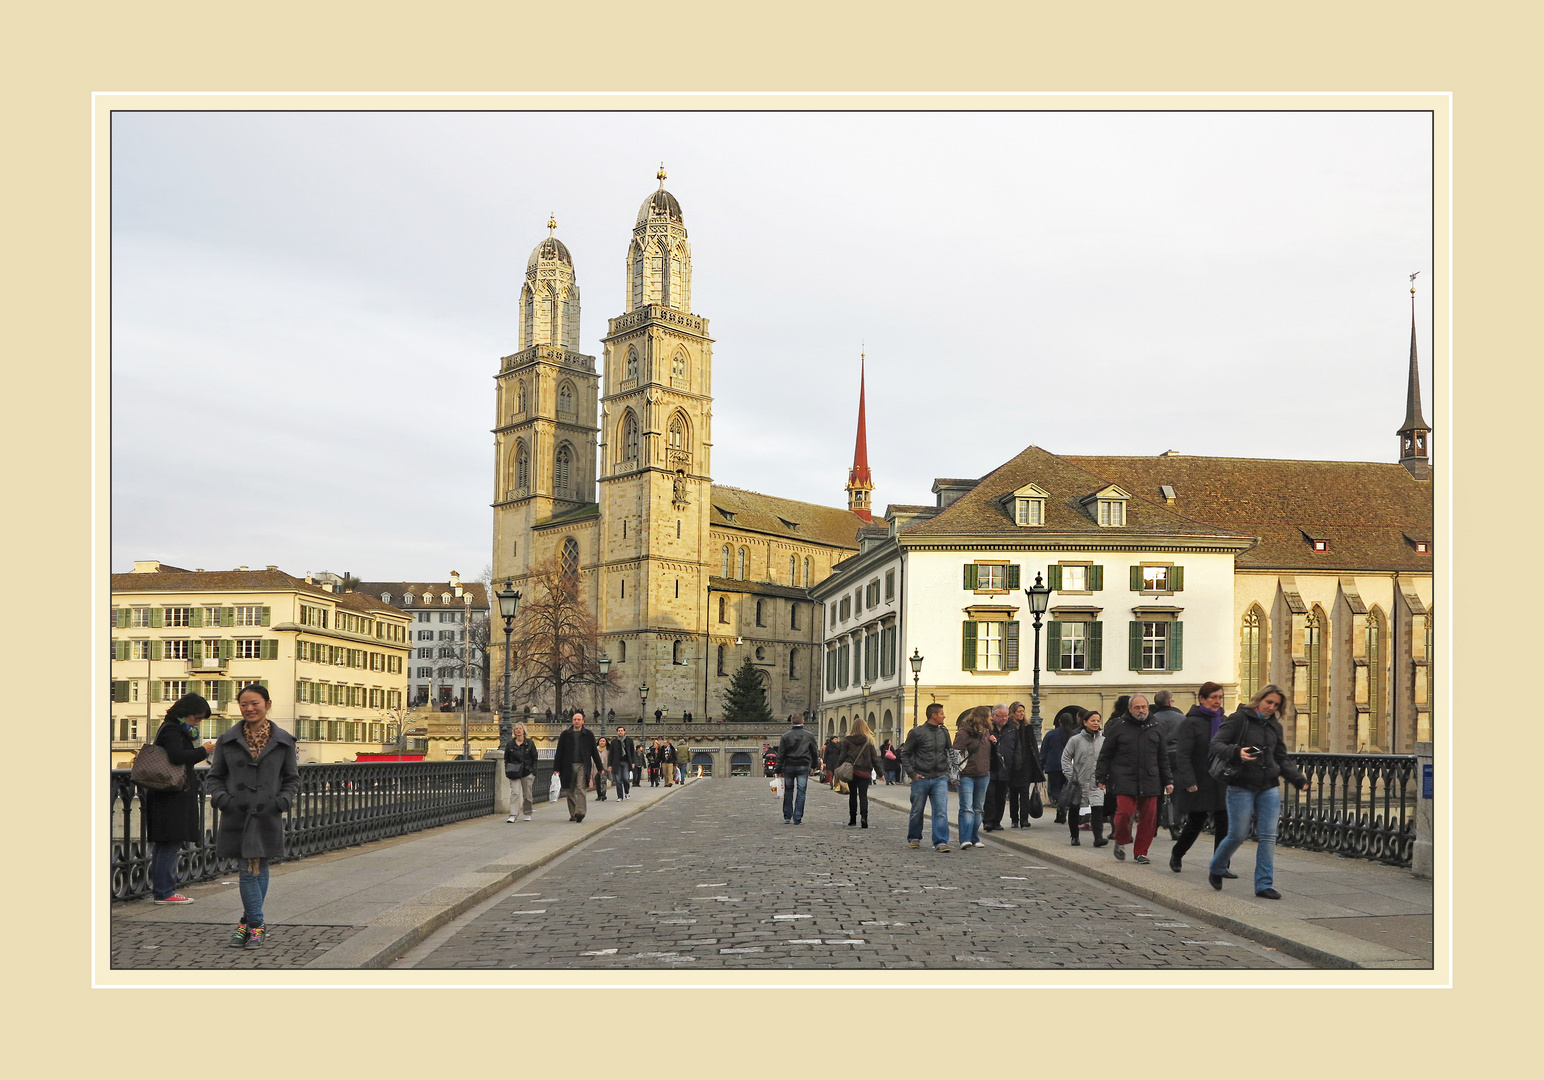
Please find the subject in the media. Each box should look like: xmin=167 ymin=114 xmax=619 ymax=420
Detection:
xmin=548 ymin=213 xmax=557 ymax=236
xmin=1409 ymin=270 xmax=1419 ymax=295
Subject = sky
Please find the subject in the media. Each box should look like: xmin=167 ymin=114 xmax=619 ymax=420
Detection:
xmin=110 ymin=109 xmax=1433 ymax=580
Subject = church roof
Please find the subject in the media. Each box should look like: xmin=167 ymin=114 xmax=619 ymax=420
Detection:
xmin=710 ymin=485 xmax=864 ymax=549
xmin=1065 ymin=453 xmax=1434 ymax=571
xmin=637 ymin=188 xmax=684 ymax=227
xmin=527 ymin=235 xmax=572 ymax=270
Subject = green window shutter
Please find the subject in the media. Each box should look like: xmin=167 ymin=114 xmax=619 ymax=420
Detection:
xmin=296 ymin=681 xmax=304 ymax=702
xmin=113 ymin=680 xmax=128 ymax=703
xmin=189 ymin=607 xmax=203 ymax=628
xmin=1007 ymin=565 xmax=1021 ymax=590
xmin=963 ymin=564 xmax=978 ymax=590
xmin=115 ymin=607 xmax=129 ymax=628
xmin=189 ymin=639 xmax=203 ymax=661
xmin=221 ymin=607 xmax=234 ymax=627
xmin=150 ymin=641 xmax=163 ymax=661
xmin=1045 ymin=621 xmax=1062 ymax=672
xmin=260 ymin=606 xmax=271 ymax=626
xmin=1129 ymin=621 xmax=1142 ymax=671
xmin=1047 ymin=565 xmax=1061 ymax=590
xmin=1005 ymin=621 xmax=1020 ymax=671
xmin=1088 ymin=621 xmax=1103 ymax=671
xmin=962 ymin=621 xmax=978 ymax=671
xmin=221 ymin=639 xmax=234 ymax=659
xmin=1170 ymin=565 xmax=1184 ymax=592
xmin=151 ymin=680 xmax=163 ymax=703
xmin=1090 ymin=565 xmax=1103 ymax=591
xmin=113 ymin=640 xmax=127 ymax=661
xmin=1129 ymin=565 xmax=1143 ymax=591
xmin=1169 ymin=621 xmax=1183 ymax=671
xmin=256 ymin=679 xmax=268 ymax=690
xmin=261 ymin=639 xmax=279 ymax=660
xmin=150 ymin=608 xmax=163 ymax=628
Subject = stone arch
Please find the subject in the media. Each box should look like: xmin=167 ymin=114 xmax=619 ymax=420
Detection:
xmin=883 ymin=708 xmax=893 ymax=737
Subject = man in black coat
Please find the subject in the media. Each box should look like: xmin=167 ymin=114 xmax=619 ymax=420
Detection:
xmin=554 ymin=710 xmax=604 ymax=822
xmin=1150 ymin=689 xmax=1188 ymax=839
xmin=983 ymin=703 xmax=1015 ymax=831
xmin=609 ymin=725 xmax=637 ymax=801
xmin=1094 ymin=694 xmax=1173 ymax=863
xmin=776 ymin=714 xmax=822 ymax=824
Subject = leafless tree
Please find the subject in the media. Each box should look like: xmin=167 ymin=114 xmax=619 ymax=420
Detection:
xmin=505 ymin=553 xmax=613 ymax=719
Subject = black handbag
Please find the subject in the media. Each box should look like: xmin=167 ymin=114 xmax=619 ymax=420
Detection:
xmin=1027 ymin=783 xmax=1044 ymax=819
xmin=1208 ymin=717 xmax=1251 ymax=786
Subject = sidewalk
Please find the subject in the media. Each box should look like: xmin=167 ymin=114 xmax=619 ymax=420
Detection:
xmin=863 ymin=782 xmax=1433 ymax=969
xmin=112 ymin=776 xmax=700 ymax=970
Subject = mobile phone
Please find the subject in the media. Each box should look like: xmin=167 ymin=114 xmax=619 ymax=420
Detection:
xmin=1244 ymin=746 xmax=1264 ymax=755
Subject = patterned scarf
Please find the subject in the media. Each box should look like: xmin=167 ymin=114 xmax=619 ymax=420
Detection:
xmin=244 ymin=719 xmax=272 ymax=760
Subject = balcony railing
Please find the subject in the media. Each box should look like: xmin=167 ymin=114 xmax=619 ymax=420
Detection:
xmin=108 ymin=760 xmax=496 ymax=900
xmin=1278 ymin=752 xmax=1418 ymax=867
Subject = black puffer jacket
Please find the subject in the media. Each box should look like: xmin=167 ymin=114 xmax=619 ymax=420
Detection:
xmin=1171 ymin=706 xmax=1226 ymax=814
xmin=1094 ymin=714 xmax=1172 ymax=797
xmin=900 ymin=722 xmax=951 ymax=778
xmin=1210 ymin=707 xmax=1306 ymax=792
xmin=504 ymin=737 xmax=538 ymax=779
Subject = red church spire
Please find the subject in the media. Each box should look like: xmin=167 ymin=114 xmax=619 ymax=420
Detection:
xmin=846 ymin=349 xmax=875 ymax=521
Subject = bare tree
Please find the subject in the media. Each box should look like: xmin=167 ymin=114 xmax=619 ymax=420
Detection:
xmin=506 ymin=553 xmax=613 ymax=719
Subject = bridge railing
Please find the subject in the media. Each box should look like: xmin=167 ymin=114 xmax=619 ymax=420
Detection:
xmin=1278 ymin=752 xmax=1418 ymax=867
xmin=108 ymin=761 xmax=496 ymax=900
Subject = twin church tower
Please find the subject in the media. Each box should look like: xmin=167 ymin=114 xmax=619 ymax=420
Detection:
xmin=491 ymin=171 xmax=868 ymax=720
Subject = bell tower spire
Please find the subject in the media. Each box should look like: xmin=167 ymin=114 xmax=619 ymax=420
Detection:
xmin=846 ymin=348 xmax=875 ymax=521
xmin=1397 ymin=273 xmax=1431 ymax=479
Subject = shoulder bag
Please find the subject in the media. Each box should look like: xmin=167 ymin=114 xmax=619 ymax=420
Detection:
xmin=130 ymin=740 xmax=187 ymax=792
xmin=1208 ymin=717 xmax=1250 ymax=786
xmin=1027 ymin=782 xmax=1044 ymax=818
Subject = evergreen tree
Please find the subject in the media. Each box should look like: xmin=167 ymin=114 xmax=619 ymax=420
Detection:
xmin=720 ymin=656 xmax=773 ymax=722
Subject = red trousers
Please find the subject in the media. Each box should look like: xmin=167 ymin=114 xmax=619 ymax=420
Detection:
xmin=1113 ymin=795 xmax=1159 ymax=855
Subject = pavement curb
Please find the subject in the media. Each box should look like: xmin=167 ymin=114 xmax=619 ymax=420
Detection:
xmin=304 ymin=778 xmax=699 ymax=970
xmin=863 ymin=785 xmax=1426 ymax=970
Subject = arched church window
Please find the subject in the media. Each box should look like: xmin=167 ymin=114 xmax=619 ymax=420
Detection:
xmin=558 ymin=381 xmax=574 ymax=417
xmin=1366 ymin=608 xmax=1386 ymax=750
xmin=671 ymin=352 xmax=688 ymax=381
xmin=668 ymin=413 xmax=687 ymax=449
xmin=789 ymin=555 xmax=797 ymax=583
xmin=515 ymin=440 xmax=529 ymax=491
xmin=716 ymin=644 xmax=726 ymax=676
xmin=669 ymin=245 xmax=684 ymax=307
xmin=1240 ymin=606 xmax=1266 ymax=699
xmin=803 ymin=557 xmax=811 ymax=587
xmin=1305 ymin=606 xmax=1327 ymax=750
xmin=673 ymin=640 xmax=683 ymax=665
xmin=622 ymin=412 xmax=639 ymax=464
xmin=631 ymin=245 xmax=643 ymax=310
xmin=721 ymin=546 xmax=730 ymax=577
xmin=718 ymin=596 xmax=727 ymax=623
xmin=554 ymin=444 xmax=572 ymax=498
xmin=625 ymin=346 xmax=639 ymax=381
xmin=737 ymin=548 xmax=747 ymax=580
xmin=517 ymin=380 xmax=527 ymax=414
xmin=560 ymin=537 xmax=580 ymax=579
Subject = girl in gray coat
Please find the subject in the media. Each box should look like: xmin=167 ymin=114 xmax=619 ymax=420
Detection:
xmin=1060 ymin=711 xmax=1107 ymax=847
xmin=202 ymin=684 xmax=299 ymax=949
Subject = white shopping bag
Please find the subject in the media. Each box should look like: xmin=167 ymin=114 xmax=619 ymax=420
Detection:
xmin=549 ymin=771 xmax=561 ymax=802
xmin=770 ymin=776 xmax=784 ymax=795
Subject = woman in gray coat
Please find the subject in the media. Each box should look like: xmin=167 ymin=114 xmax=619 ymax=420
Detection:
xmin=1059 ymin=710 xmax=1107 ymax=847
xmin=202 ymin=684 xmax=299 ymax=949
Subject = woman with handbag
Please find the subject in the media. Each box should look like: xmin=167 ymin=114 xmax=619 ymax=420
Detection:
xmin=1168 ymin=682 xmax=1230 ymax=872
xmin=143 ymin=693 xmax=218 ymax=904
xmin=202 ymin=684 xmax=299 ymax=949
xmin=1207 ymin=684 xmax=1308 ymax=899
xmin=594 ymin=738 xmax=610 ymax=800
xmin=952 ymin=706 xmax=994 ymax=849
xmin=1059 ymin=710 xmax=1106 ymax=847
xmin=837 ymin=719 xmax=883 ymax=828
xmin=1006 ymin=702 xmax=1046 ymax=828
xmin=878 ymin=739 xmax=898 ymax=784
xmin=504 ymin=722 xmax=538 ymax=822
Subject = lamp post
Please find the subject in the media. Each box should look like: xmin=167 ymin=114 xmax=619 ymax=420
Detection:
xmin=496 ymin=580 xmax=521 ymax=749
xmin=909 ymin=647 xmax=924 ymax=732
xmin=639 ymin=683 xmax=649 ymax=732
xmin=460 ymin=593 xmax=472 ymax=757
xmin=597 ymin=654 xmax=611 ymax=737
xmin=1024 ymin=572 xmax=1052 ymax=746
xmin=860 ymin=681 xmax=871 ymax=732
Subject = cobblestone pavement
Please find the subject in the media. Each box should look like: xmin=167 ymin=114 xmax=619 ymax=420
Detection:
xmin=110 ymin=919 xmax=363 ymax=969
xmin=407 ymin=779 xmax=1308 ymax=970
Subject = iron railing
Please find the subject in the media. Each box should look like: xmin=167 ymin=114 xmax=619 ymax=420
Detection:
xmin=1278 ymin=752 xmax=1417 ymax=867
xmin=109 ymin=760 xmax=497 ymax=900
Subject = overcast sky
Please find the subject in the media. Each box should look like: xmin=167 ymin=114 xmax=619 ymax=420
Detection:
xmin=111 ymin=110 xmax=1433 ymax=580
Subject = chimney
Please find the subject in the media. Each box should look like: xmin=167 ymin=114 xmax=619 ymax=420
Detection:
xmin=266 ymin=564 xmax=277 ymax=571
xmin=238 ymin=566 xmax=248 ymax=572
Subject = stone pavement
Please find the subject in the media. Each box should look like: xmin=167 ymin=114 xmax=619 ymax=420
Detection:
xmin=110 ymin=774 xmax=694 ymax=970
xmin=397 ymin=778 xmax=1305 ymax=970
xmin=861 ymin=780 xmax=1434 ymax=969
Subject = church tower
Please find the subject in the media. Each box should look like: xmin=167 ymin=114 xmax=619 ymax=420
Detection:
xmin=492 ymin=217 xmax=600 ymax=578
xmin=846 ymin=353 xmax=875 ymax=521
xmin=1397 ymin=276 xmax=1431 ymax=480
xmin=597 ymin=169 xmax=715 ymax=696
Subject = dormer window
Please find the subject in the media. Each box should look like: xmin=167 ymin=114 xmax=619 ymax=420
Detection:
xmin=1312 ymin=539 xmax=1328 ymax=552
xmin=1002 ymin=483 xmax=1048 ymax=527
xmin=1082 ymin=484 xmax=1130 ymax=527
xmin=1097 ymin=500 xmax=1125 ymax=527
xmin=1415 ymin=541 xmax=1430 ymax=554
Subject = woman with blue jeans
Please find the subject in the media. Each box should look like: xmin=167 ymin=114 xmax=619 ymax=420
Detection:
xmin=143 ymin=693 xmax=218 ymax=904
xmin=953 ymin=706 xmax=995 ymax=850
xmin=1207 ymin=685 xmax=1308 ymax=899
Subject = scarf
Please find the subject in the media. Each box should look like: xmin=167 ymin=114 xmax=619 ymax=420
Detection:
xmin=179 ymin=718 xmax=202 ymax=741
xmin=1196 ymin=703 xmax=1225 ymax=739
xmin=243 ymin=719 xmax=273 ymax=760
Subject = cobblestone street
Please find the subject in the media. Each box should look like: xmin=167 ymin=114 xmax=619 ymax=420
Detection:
xmin=111 ymin=920 xmax=363 ymax=969
xmin=403 ymin=778 xmax=1307 ymax=970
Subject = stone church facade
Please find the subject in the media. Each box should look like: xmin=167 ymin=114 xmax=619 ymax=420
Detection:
xmin=491 ymin=176 xmax=863 ymax=724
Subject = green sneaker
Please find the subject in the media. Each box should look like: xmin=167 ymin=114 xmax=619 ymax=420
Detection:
xmin=244 ymin=924 xmax=266 ymax=949
xmin=227 ymin=922 xmax=250 ymax=948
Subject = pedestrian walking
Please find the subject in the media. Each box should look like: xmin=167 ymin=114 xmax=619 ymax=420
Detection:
xmin=1167 ymin=682 xmax=1230 ymax=870
xmin=983 ymin=704 xmax=1012 ymax=831
xmin=504 ymin=722 xmax=538 ymax=822
xmin=610 ymin=725 xmax=636 ymax=800
xmin=554 ymin=710 xmax=604 ymax=823
xmin=594 ymin=738 xmax=610 ymax=800
xmin=1060 ymin=710 xmax=1106 ymax=846
xmin=143 ymin=693 xmax=218 ymax=905
xmin=1150 ymin=689 xmax=1187 ymax=840
xmin=776 ymin=713 xmax=822 ymax=825
xmin=659 ymin=740 xmax=678 ymax=786
xmin=878 ymin=738 xmax=901 ymax=784
xmin=1207 ymin=685 xmax=1309 ymax=898
xmin=837 ymin=719 xmax=884 ymax=828
xmin=900 ymin=703 xmax=953 ymax=851
xmin=1007 ymin=702 xmax=1045 ymax=827
xmin=1095 ymin=694 xmax=1174 ymax=863
xmin=822 ymin=736 xmax=841 ymax=787
xmin=646 ymin=740 xmax=661 ymax=786
xmin=953 ymin=706 xmax=994 ymax=850
xmin=1042 ymin=706 xmax=1082 ymax=824
xmin=202 ymin=684 xmax=299 ymax=949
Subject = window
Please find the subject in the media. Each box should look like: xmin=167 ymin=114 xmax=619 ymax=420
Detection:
xmin=885 ymin=570 xmax=895 ymax=601
xmin=789 ymin=555 xmax=797 ymax=582
xmin=417 ymin=629 xmax=433 ymax=640
xmin=201 ymin=638 xmax=220 ymax=661
xmin=837 ymin=642 xmax=849 ymax=688
xmin=866 ymin=580 xmax=881 ymax=607
xmin=164 ymin=607 xmax=192 ymax=627
xmin=1240 ymin=607 xmax=1265 ymax=699
xmin=554 ymin=444 xmax=572 ymax=497
xmin=672 ymin=353 xmax=687 ymax=381
xmin=1305 ymin=607 xmax=1326 ymax=749
xmin=164 ymin=639 xmax=190 ymax=660
xmin=721 ymin=546 xmax=730 ymax=576
xmin=880 ymin=624 xmax=897 ymax=677
xmin=672 ymin=640 xmax=683 ymax=664
xmin=300 ymin=604 xmax=328 ymax=628
xmin=737 ymin=548 xmax=747 ymax=579
xmin=130 ymin=606 xmax=151 ymax=627
xmin=1047 ymin=620 xmax=1101 ymax=672
xmin=130 ymin=640 xmax=152 ymax=661
xmin=417 ymin=666 xmax=433 ymax=679
xmin=1366 ymin=609 xmax=1386 ymax=749
xmin=1415 ymin=540 xmax=1430 ymax=554
xmin=517 ymin=380 xmax=528 ymax=413
xmin=1311 ymin=538 xmax=1329 ymax=552
xmin=839 ymin=597 xmax=850 ymax=621
xmin=516 ymin=440 xmax=530 ymax=490
xmin=1059 ymin=622 xmax=1087 ymax=670
xmin=964 ymin=563 xmax=1019 ymax=591
xmin=561 ymin=537 xmax=580 ymax=579
xmin=417 ymin=612 xmax=431 ymax=622
xmin=625 ymin=346 xmax=639 ymax=380
xmin=1015 ymin=498 xmax=1045 ymax=526
xmin=718 ymin=596 xmax=728 ymax=623
xmin=1131 ymin=564 xmax=1184 ymax=592
xmin=558 ymin=381 xmax=575 ymax=416
xmin=619 ymin=640 xmax=627 ymax=662
xmin=961 ymin=619 xmax=1020 ymax=673
xmin=790 ymin=603 xmax=800 ymax=630
xmin=755 ymin=646 xmax=766 ymax=662
xmin=1096 ymin=499 xmax=1125 ymax=526
xmin=668 ymin=413 xmax=686 ymax=449
xmin=1128 ymin=620 xmax=1182 ymax=672
xmin=234 ymin=606 xmax=265 ymax=626
xmin=1421 ymin=614 xmax=1434 ymax=742
xmin=716 ymin=644 xmax=726 ymax=676
xmin=789 ymin=649 xmax=799 ymax=679
xmin=677 ymin=520 xmax=681 ymax=539
xmin=755 ymin=600 xmax=764 ymax=626
xmin=203 ymin=606 xmax=222 ymax=627
xmin=977 ymin=622 xmax=1003 ymax=671
xmin=1143 ymin=566 xmax=1169 ymax=591
xmin=826 ymin=647 xmax=837 ymax=691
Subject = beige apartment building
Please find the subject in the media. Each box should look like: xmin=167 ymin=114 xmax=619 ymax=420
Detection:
xmin=109 ymin=562 xmax=412 ymax=765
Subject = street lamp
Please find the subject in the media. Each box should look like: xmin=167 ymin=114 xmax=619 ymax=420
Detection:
xmin=496 ymin=580 xmax=521 ymax=749
xmin=1024 ymin=572 xmax=1052 ymax=746
xmin=909 ymin=647 xmax=924 ymax=731
xmin=639 ymin=683 xmax=649 ymax=732
xmin=598 ymin=654 xmax=611 ymax=736
xmin=860 ymin=681 xmax=871 ymax=731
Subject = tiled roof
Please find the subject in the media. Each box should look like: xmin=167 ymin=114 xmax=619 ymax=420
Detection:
xmin=111 ymin=568 xmax=335 ymax=598
xmin=902 ymin=446 xmax=1250 ymax=542
xmin=334 ymin=591 xmax=409 ymax=618
xmin=1065 ymin=454 xmax=1434 ymax=572
xmin=710 ymin=485 xmax=864 ymax=549
xmin=355 ymin=581 xmax=490 ymax=609
xmin=707 ymin=576 xmax=813 ymax=599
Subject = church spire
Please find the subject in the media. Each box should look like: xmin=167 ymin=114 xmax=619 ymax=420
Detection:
xmin=846 ymin=348 xmax=875 ymax=521
xmin=1397 ymin=274 xmax=1431 ymax=479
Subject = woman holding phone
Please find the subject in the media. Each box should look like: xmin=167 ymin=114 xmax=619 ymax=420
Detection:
xmin=1207 ymin=684 xmax=1308 ymax=899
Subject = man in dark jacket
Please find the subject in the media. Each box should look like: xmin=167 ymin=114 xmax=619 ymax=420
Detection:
xmin=983 ymin=704 xmax=1015 ymax=832
xmin=554 ymin=710 xmax=604 ymax=823
xmin=609 ymin=726 xmax=637 ymax=801
xmin=776 ymin=714 xmax=822 ymax=824
xmin=1150 ymin=690 xmax=1187 ymax=838
xmin=1094 ymin=694 xmax=1173 ymax=863
xmin=900 ymin=703 xmax=953 ymax=851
